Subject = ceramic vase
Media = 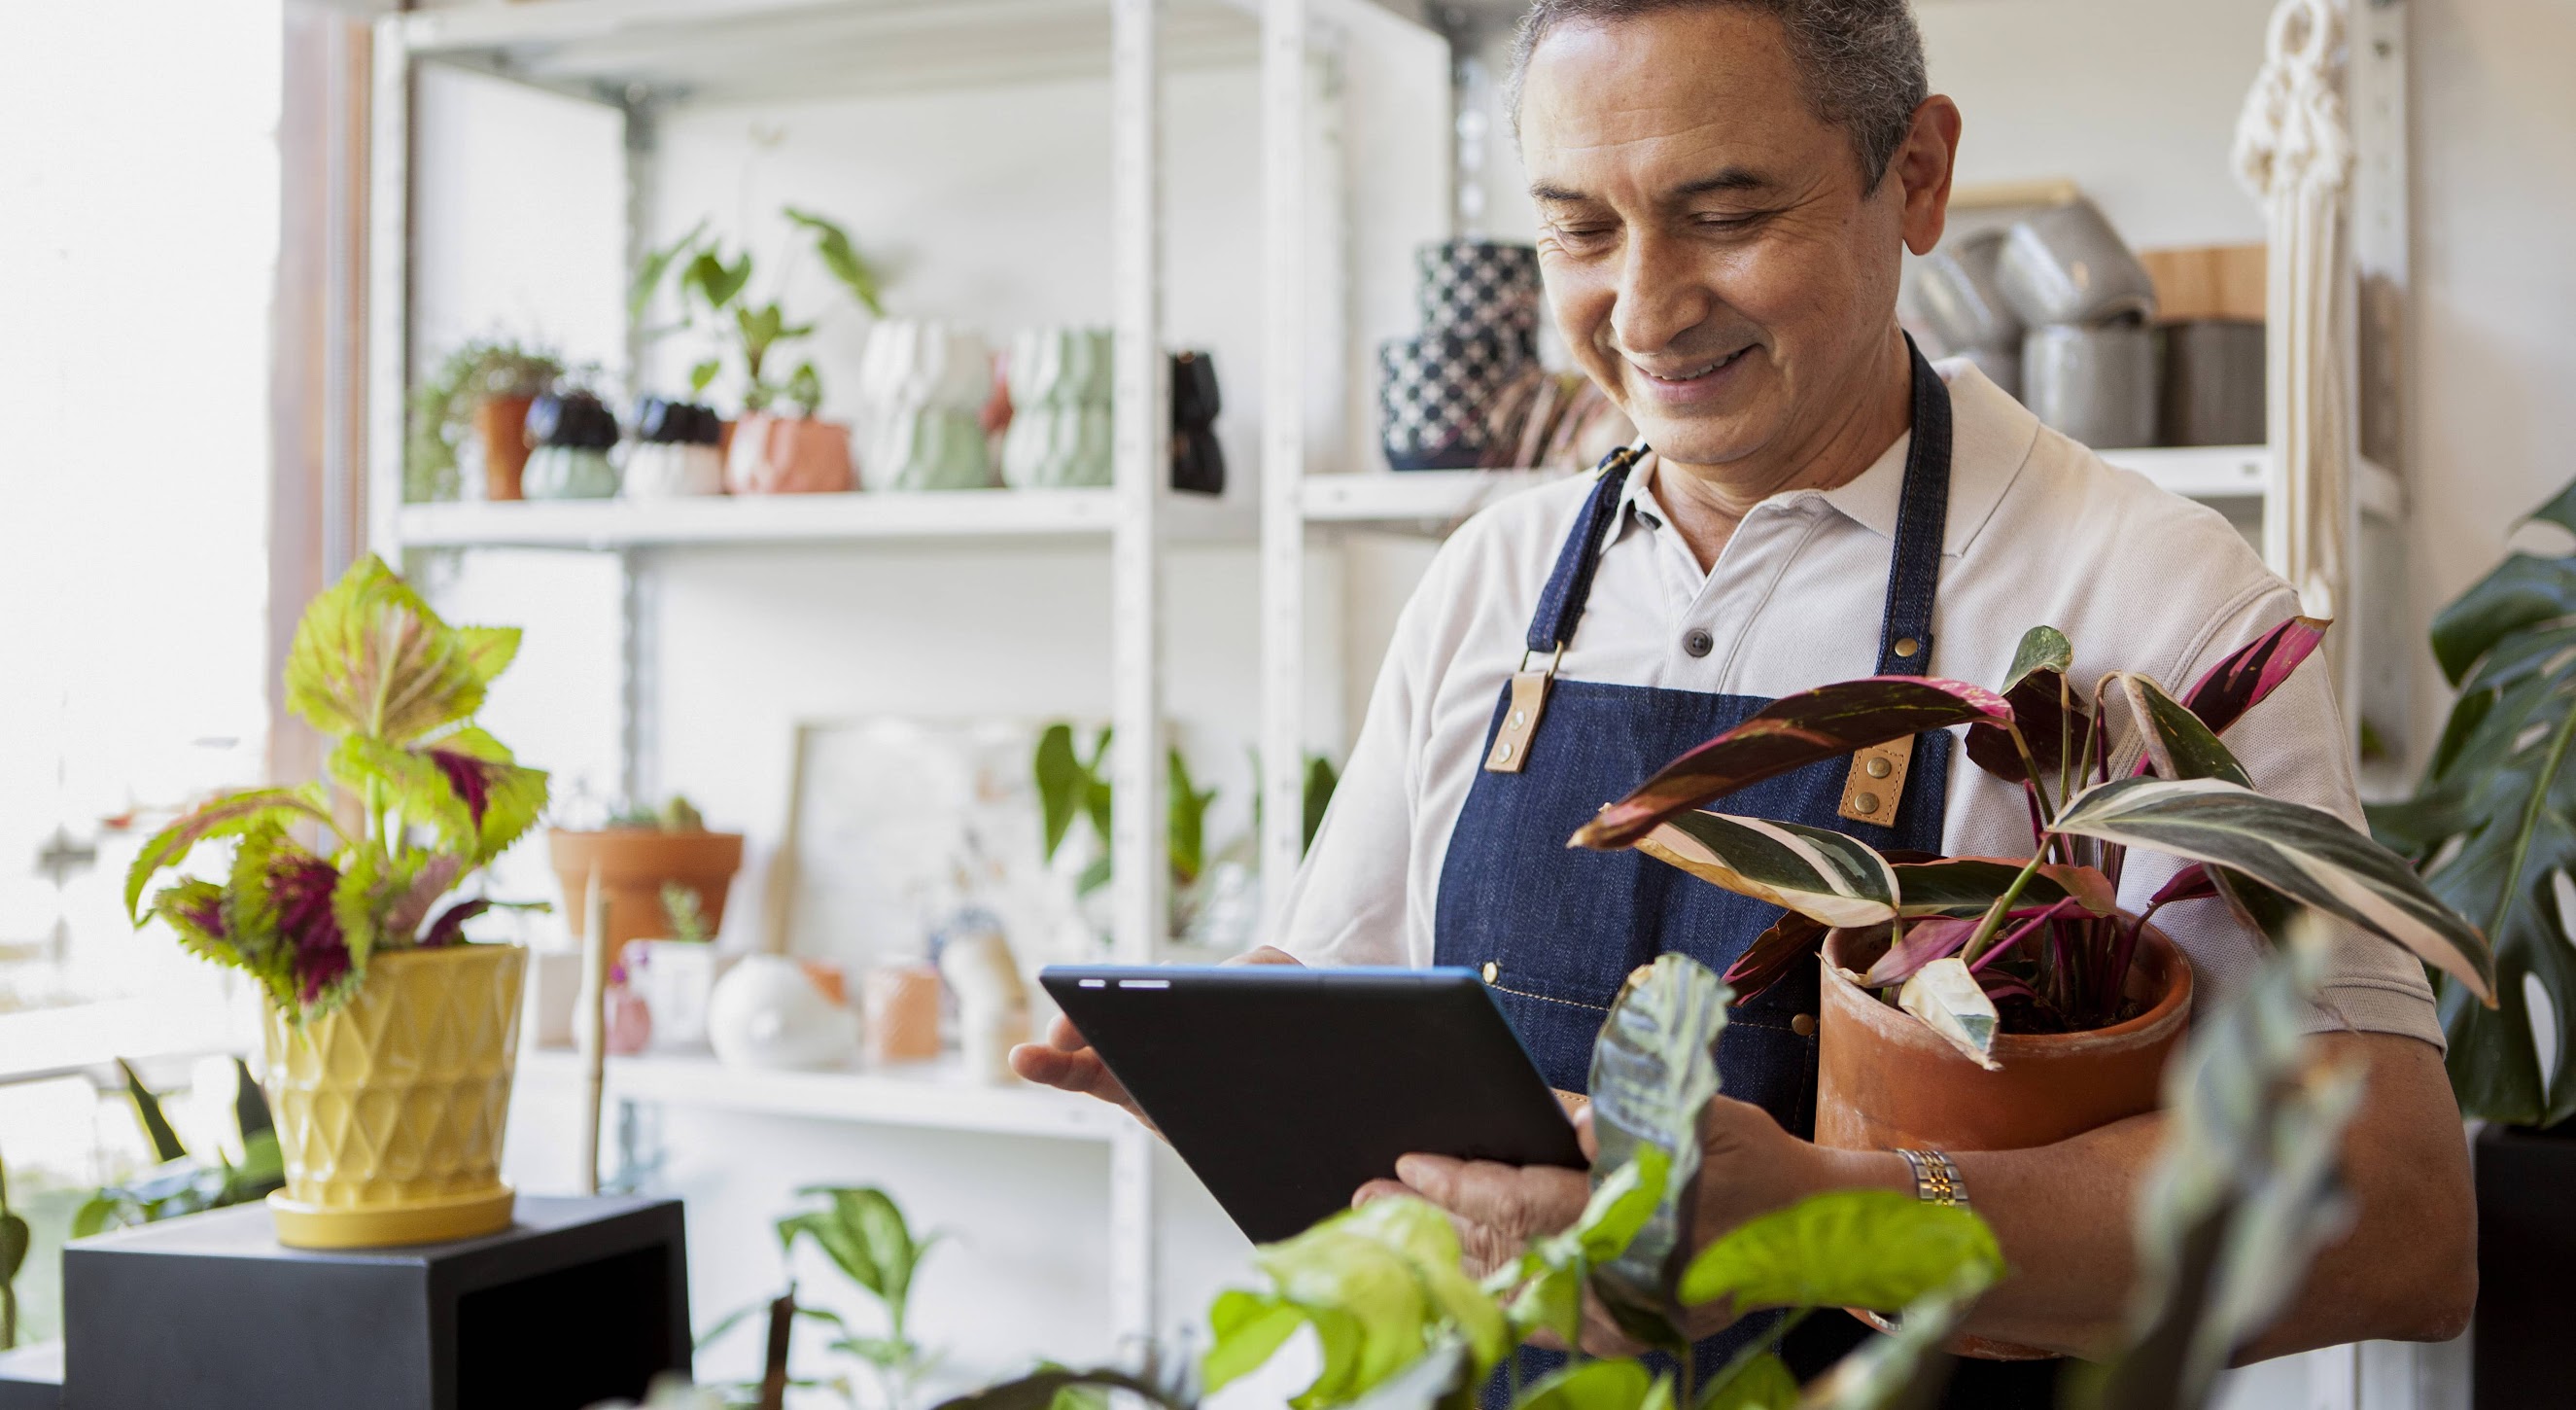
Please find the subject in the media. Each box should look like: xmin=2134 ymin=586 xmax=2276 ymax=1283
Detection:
xmin=725 ymin=413 xmax=856 ymax=494
xmin=261 ymin=943 xmax=527 ymax=1249
xmin=474 ymin=394 xmax=537 ymax=501
xmin=624 ymin=398 xmax=727 ymax=498
xmin=937 ymin=929 xmax=1028 ymax=1085
xmin=861 ymin=965 xmax=944 ymax=1065
xmin=521 ymin=391 xmax=623 ymax=499
xmin=999 ymin=404 xmax=1114 ymax=487
xmin=707 ymin=955 xmax=860 ymax=1072
xmin=870 ymin=405 xmax=992 ymax=490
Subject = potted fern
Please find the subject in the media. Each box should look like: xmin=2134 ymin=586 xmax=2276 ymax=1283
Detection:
xmin=406 ymin=336 xmax=564 ymax=503
xmin=2370 ymin=476 xmax=2576 ymax=1406
xmin=124 ymin=556 xmax=548 ymax=1249
xmin=1563 ymin=612 xmax=2491 ymax=1327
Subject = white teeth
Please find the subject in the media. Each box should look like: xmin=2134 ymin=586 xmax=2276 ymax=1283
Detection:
xmin=1640 ymin=348 xmax=1741 ymax=382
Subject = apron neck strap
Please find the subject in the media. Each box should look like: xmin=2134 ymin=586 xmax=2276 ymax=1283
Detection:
xmin=1519 ymin=335 xmax=1955 ymax=673
xmin=1875 ymin=335 xmax=1953 ymax=677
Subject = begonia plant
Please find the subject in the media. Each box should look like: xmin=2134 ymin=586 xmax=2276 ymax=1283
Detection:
xmin=124 ymin=555 xmax=548 ymax=1021
xmin=1566 ymin=618 xmax=2496 ymax=1065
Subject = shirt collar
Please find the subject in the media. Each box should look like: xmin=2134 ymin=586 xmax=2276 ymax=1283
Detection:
xmin=1610 ymin=357 xmax=2037 ymax=558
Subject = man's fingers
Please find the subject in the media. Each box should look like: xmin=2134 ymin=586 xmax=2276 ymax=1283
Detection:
xmin=1393 ymin=1153 xmax=1587 ymax=1242
xmin=1352 ymin=1178 xmax=1416 ymax=1208
xmin=1229 ymin=945 xmax=1305 ymax=968
xmin=1575 ymin=1105 xmax=1598 ymax=1160
xmin=1046 ymin=1010 xmax=1091 ymax=1051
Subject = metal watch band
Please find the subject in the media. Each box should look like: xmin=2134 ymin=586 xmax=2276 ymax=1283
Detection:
xmin=1894 ymin=1146 xmax=1969 ymax=1210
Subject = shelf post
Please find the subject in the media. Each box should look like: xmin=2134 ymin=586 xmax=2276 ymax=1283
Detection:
xmin=364 ymin=15 xmax=411 ymax=564
xmin=1108 ymin=0 xmax=1166 ymax=1354
xmin=1259 ymin=0 xmax=1310 ymax=913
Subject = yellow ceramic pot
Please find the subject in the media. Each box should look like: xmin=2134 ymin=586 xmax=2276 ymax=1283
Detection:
xmin=261 ymin=942 xmax=528 ymax=1249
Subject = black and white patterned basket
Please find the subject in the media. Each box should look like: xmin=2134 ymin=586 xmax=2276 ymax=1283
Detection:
xmin=1417 ymin=238 xmax=1542 ymax=345
xmin=1378 ymin=330 xmax=1521 ymax=471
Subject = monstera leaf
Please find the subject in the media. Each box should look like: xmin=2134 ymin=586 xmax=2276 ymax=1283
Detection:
xmin=1587 ymin=953 xmax=1733 ymax=1348
xmin=2370 ymin=479 xmax=2576 ymax=1126
xmin=1572 ymin=679 xmax=2012 ymax=851
xmin=2052 ymin=777 xmax=2493 ymax=1002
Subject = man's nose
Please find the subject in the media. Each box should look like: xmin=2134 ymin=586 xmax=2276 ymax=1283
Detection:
xmin=1609 ymin=228 xmax=1715 ymax=358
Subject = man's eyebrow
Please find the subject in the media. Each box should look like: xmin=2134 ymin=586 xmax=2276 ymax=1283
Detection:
xmin=1528 ymin=168 xmax=1773 ymax=204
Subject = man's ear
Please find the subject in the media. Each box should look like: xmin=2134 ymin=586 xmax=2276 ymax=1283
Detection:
xmin=1894 ymin=95 xmax=1964 ymax=257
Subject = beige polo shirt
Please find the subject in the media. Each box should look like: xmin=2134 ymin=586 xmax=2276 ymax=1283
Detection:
xmin=1273 ymin=360 xmax=2443 ymax=1048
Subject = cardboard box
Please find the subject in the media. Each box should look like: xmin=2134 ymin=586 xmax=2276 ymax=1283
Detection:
xmin=2140 ymin=244 xmax=2267 ymax=323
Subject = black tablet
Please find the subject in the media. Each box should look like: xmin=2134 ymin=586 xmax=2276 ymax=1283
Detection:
xmin=1039 ymin=964 xmax=1585 ymax=1244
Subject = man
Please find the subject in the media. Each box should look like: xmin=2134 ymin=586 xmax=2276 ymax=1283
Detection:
xmin=1018 ymin=0 xmax=2475 ymax=1392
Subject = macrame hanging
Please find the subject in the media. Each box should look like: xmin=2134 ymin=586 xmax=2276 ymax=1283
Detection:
xmin=2233 ymin=0 xmax=2355 ymax=619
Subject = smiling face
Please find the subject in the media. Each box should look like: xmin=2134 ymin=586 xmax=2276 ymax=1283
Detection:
xmin=1519 ymin=5 xmax=1952 ymax=476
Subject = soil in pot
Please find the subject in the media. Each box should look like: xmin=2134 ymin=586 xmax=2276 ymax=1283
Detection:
xmin=475 ymin=394 xmax=536 ymax=501
xmin=1814 ymin=922 xmax=2194 ymax=1358
xmin=548 ymin=828 xmax=745 ymax=966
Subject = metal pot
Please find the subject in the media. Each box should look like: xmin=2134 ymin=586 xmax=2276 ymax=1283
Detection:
xmin=2022 ymin=321 xmax=2159 ymax=449
xmin=1997 ymin=198 xmax=2159 ymax=328
xmin=1914 ymin=229 xmax=2022 ymax=353
xmin=2157 ymin=318 xmax=2267 ymax=446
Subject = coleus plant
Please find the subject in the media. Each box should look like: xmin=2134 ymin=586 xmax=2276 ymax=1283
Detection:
xmin=124 ymin=555 xmax=548 ymax=1021
xmin=1567 ymin=617 xmax=2497 ymax=1065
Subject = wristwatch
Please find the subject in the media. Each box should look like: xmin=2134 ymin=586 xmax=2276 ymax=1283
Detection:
xmin=1894 ymin=1146 xmax=1969 ymax=1209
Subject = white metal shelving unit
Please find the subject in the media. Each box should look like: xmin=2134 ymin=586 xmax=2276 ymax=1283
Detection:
xmin=360 ymin=0 xmax=1340 ymax=1355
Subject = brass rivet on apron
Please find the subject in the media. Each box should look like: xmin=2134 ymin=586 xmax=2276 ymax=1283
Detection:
xmin=1866 ymin=756 xmax=1893 ymax=779
xmin=1481 ymin=961 xmax=1500 ymax=983
xmin=1854 ymin=792 xmax=1881 ymax=815
xmin=1792 ymin=1013 xmax=1817 ymax=1038
xmin=1894 ymin=637 xmax=1921 ymax=658
xmin=1511 ymin=709 xmax=1526 ymax=727
xmin=1495 ymin=741 xmax=1514 ymax=762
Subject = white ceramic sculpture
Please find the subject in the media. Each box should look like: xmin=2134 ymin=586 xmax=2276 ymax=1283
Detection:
xmin=707 ymin=954 xmax=860 ymax=1071
xmin=938 ymin=929 xmax=1029 ymax=1085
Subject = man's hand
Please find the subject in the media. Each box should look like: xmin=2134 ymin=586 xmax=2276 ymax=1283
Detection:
xmin=1007 ymin=944 xmax=1305 ymax=1127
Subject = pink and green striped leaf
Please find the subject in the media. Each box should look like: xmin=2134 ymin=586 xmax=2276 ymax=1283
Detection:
xmin=2180 ymin=616 xmax=2330 ymax=736
xmin=1574 ymin=678 xmax=2013 ymax=851
xmin=1638 ymin=812 xmax=1899 ymax=929
xmin=2051 ymin=776 xmax=2495 ymax=1001
xmin=284 ymin=554 xmax=492 ymax=745
xmin=1890 ymin=857 xmax=2115 ymax=918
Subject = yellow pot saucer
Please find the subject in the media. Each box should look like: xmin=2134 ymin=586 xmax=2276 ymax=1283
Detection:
xmin=267 ymin=1183 xmax=516 ymax=1251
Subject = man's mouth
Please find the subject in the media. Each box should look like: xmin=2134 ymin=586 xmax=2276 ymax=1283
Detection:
xmin=1629 ymin=344 xmax=1753 ymax=389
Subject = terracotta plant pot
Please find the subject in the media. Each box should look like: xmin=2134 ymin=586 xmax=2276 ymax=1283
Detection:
xmin=547 ymin=828 xmax=745 ymax=967
xmin=262 ymin=943 xmax=527 ymax=1249
xmin=1816 ymin=923 xmax=2193 ymax=1358
xmin=476 ymin=394 xmax=536 ymax=501
xmin=724 ymin=412 xmax=855 ymax=494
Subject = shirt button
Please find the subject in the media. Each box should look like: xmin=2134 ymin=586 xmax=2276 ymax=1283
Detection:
xmin=1683 ymin=628 xmax=1714 ymax=658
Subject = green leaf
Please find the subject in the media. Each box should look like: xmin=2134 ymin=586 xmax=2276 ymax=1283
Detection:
xmin=1574 ymin=678 xmax=2013 ymax=850
xmin=1168 ymin=746 xmax=1215 ymax=886
xmin=1243 ymin=1196 xmax=1504 ymax=1405
xmin=286 ymin=554 xmax=489 ymax=744
xmin=1034 ymin=724 xmax=1086 ymax=861
xmin=71 ymin=1196 xmax=118 ymax=1240
xmin=1587 ymin=953 xmax=1732 ymax=1348
xmin=2 ymin=1211 xmax=28 ymax=1284
xmin=2050 ymin=776 xmax=2495 ymax=1003
xmin=1204 ymin=1290 xmax=1309 ymax=1394
xmin=689 ymin=358 xmax=722 ymax=396
xmin=1798 ymin=1276 xmax=1984 ymax=1410
xmin=1678 ymin=1189 xmax=2002 ymax=1313
xmin=1514 ymin=1358 xmax=1654 ymax=1410
xmin=2112 ymin=673 xmax=2253 ymax=788
xmin=1885 ymin=857 xmax=2114 ymax=919
xmin=123 ymin=787 xmax=334 ymax=924
xmin=780 ymin=1209 xmax=886 ymax=1299
xmin=1696 ymin=1353 xmax=1794 ymax=1410
xmin=1303 ymin=755 xmax=1340 ymax=855
xmin=930 ymin=1368 xmax=1186 ymax=1410
xmin=783 ymin=206 xmax=887 ymax=317
xmin=119 ymin=1058 xmax=190 ymax=1163
xmin=686 ymin=249 xmax=752 ymax=312
xmin=1636 ymin=812 xmax=1898 ymax=929
xmin=151 ymin=878 xmax=240 ymax=969
xmin=2430 ymin=553 xmax=2576 ymax=687
xmin=2002 ymin=625 xmax=2073 ymax=690
xmin=232 ymin=1056 xmax=274 ymax=1141
xmin=1563 ymin=1147 xmax=1667 ymax=1265
xmin=1965 ymin=657 xmax=2089 ymax=791
xmin=629 ymin=218 xmax=708 ymax=323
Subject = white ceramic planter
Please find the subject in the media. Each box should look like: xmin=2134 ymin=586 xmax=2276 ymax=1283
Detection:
xmin=623 ymin=442 xmax=726 ymax=498
xmin=859 ymin=320 xmax=993 ymax=412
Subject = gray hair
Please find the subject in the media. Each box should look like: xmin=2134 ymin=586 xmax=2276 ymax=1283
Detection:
xmin=1509 ymin=0 xmax=1929 ymax=186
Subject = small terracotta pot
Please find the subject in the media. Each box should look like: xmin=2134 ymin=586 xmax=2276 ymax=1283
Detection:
xmin=862 ymin=965 xmax=944 ymax=1065
xmin=547 ymin=828 xmax=745 ymax=967
xmin=476 ymin=394 xmax=537 ymax=501
xmin=1817 ymin=922 xmax=2193 ymax=1358
xmin=725 ymin=412 xmax=855 ymax=494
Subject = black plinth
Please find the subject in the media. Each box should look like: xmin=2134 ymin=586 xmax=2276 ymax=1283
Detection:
xmin=2474 ymin=1124 xmax=2576 ymax=1408
xmin=63 ymin=1194 xmax=688 ymax=1410
xmin=0 ymin=1342 xmax=62 ymax=1410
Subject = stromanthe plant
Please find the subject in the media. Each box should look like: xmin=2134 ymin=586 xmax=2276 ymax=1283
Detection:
xmin=1567 ymin=617 xmax=2495 ymax=1065
xmin=122 ymin=554 xmax=549 ymax=1021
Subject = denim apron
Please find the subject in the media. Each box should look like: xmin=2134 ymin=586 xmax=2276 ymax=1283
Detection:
xmin=1436 ymin=345 xmax=2059 ymax=1402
